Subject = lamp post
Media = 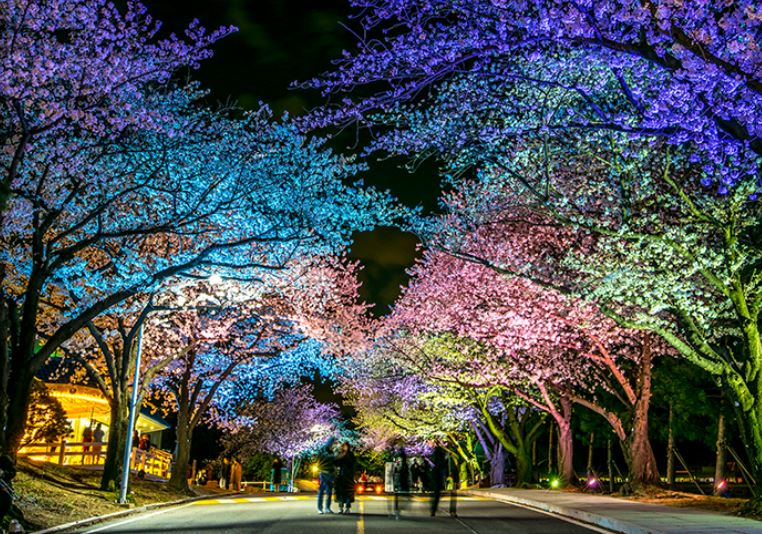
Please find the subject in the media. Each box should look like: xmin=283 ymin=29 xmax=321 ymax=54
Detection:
xmin=119 ymin=324 xmax=144 ymax=504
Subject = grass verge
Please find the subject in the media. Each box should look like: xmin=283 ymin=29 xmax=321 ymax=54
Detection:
xmin=5 ymin=459 xmax=210 ymax=531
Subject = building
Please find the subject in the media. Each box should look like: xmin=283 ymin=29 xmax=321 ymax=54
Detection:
xmin=19 ymin=382 xmax=173 ymax=478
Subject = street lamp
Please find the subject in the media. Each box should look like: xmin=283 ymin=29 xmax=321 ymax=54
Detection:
xmin=118 ymin=324 xmax=144 ymax=504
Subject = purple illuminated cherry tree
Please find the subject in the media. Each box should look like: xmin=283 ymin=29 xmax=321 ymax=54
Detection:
xmin=0 ymin=0 xmax=233 ymax=217
xmin=222 ymin=384 xmax=341 ymax=490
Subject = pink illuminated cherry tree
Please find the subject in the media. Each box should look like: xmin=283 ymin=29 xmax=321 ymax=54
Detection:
xmin=387 ymin=242 xmax=666 ymax=486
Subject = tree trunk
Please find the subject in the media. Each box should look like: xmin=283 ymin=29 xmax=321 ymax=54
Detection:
xmin=169 ymin=407 xmax=193 ymax=492
xmin=101 ymin=395 xmax=129 ymax=491
xmin=2 ymin=259 xmax=45 ymax=455
xmin=607 ymin=438 xmax=614 ymax=493
xmin=490 ymin=443 xmax=506 ymax=486
xmin=515 ymin=445 xmax=534 ymax=487
xmin=586 ymin=432 xmax=595 ymax=474
xmin=666 ymin=403 xmax=675 ymax=488
xmin=732 ymin=394 xmax=762 ymax=513
xmin=556 ymin=419 xmax=575 ymax=486
xmin=620 ymin=342 xmax=660 ymax=489
xmin=3 ymin=363 xmax=34 ymax=455
xmin=478 ymin=395 xmax=544 ymax=487
xmin=714 ymin=412 xmax=725 ymax=495
xmin=621 ymin=398 xmax=659 ymax=488
xmin=547 ymin=423 xmax=554 ymax=475
xmin=0 ymin=299 xmax=10 ymax=445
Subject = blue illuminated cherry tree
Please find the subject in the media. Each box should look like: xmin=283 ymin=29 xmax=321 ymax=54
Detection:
xmin=147 ymin=260 xmax=369 ymax=491
xmin=0 ymin=15 xmax=396 ymax=461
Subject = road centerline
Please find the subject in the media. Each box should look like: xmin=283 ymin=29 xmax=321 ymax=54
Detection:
xmin=356 ymin=500 xmax=365 ymax=534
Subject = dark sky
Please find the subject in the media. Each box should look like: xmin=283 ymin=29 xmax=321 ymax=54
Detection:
xmin=144 ymin=0 xmax=440 ymax=314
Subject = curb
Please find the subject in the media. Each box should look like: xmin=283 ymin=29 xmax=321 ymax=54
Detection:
xmin=32 ymin=492 xmax=231 ymax=534
xmin=462 ymin=490 xmax=662 ymax=534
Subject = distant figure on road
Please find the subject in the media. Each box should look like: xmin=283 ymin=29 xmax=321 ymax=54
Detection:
xmin=334 ymin=442 xmax=356 ymax=514
xmin=219 ymin=457 xmax=230 ymax=490
xmin=92 ymin=423 xmax=105 ymax=461
xmin=230 ymin=457 xmax=243 ymax=492
xmin=391 ymin=444 xmax=410 ymax=519
xmin=271 ymin=458 xmax=283 ymax=492
xmin=429 ymin=441 xmax=447 ymax=517
xmin=411 ymin=458 xmax=423 ymax=491
xmin=316 ymin=437 xmax=336 ymax=514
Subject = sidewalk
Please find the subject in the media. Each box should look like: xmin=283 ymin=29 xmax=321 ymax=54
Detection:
xmin=463 ymin=488 xmax=762 ymax=534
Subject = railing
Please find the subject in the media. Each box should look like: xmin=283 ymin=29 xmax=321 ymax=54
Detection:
xmin=240 ymin=481 xmax=291 ymax=492
xmin=19 ymin=440 xmax=172 ymax=479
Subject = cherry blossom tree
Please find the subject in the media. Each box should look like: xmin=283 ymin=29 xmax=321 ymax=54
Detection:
xmin=0 ymin=0 xmax=233 ymax=217
xmin=150 ymin=259 xmax=369 ymax=491
xmin=60 ymin=294 xmax=185 ymax=490
xmin=58 ymin=279 xmax=286 ymax=490
xmin=58 ymin=251 xmax=370 ymax=490
xmin=302 ymin=0 xmax=762 ymax=497
xmin=222 ymin=385 xmax=341 ymax=490
xmin=342 ymin=340 xmax=538 ymax=486
xmin=0 ymin=87 xmax=396 ymax=457
xmin=1 ymin=0 xmax=401 ymax=458
xmin=152 ymin=302 xmax=300 ymax=492
xmin=305 ymin=0 xmax=761 ymax=191
xmin=387 ymin=246 xmax=667 ymax=487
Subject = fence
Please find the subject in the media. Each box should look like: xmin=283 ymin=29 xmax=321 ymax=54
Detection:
xmin=18 ymin=440 xmax=173 ymax=479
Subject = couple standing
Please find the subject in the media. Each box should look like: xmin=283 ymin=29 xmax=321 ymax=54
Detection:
xmin=316 ymin=437 xmax=356 ymax=515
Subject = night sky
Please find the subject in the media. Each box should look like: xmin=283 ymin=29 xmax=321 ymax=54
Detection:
xmin=144 ymin=0 xmax=440 ymax=314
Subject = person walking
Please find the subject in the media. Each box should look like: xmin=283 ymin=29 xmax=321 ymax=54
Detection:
xmin=334 ymin=442 xmax=356 ymax=514
xmin=230 ymin=457 xmax=243 ymax=492
xmin=411 ymin=458 xmax=423 ymax=492
xmin=271 ymin=458 xmax=283 ymax=492
xmin=316 ymin=437 xmax=336 ymax=514
xmin=429 ymin=441 xmax=448 ymax=517
xmin=81 ymin=424 xmax=93 ymax=465
xmin=219 ymin=457 xmax=230 ymax=490
xmin=92 ymin=423 xmax=105 ymax=463
xmin=391 ymin=445 xmax=410 ymax=519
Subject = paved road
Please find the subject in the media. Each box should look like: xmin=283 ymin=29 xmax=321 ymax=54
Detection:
xmin=71 ymin=494 xmax=608 ymax=534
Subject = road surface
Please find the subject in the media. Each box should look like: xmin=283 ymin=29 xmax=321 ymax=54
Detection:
xmin=71 ymin=494 xmax=609 ymax=534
